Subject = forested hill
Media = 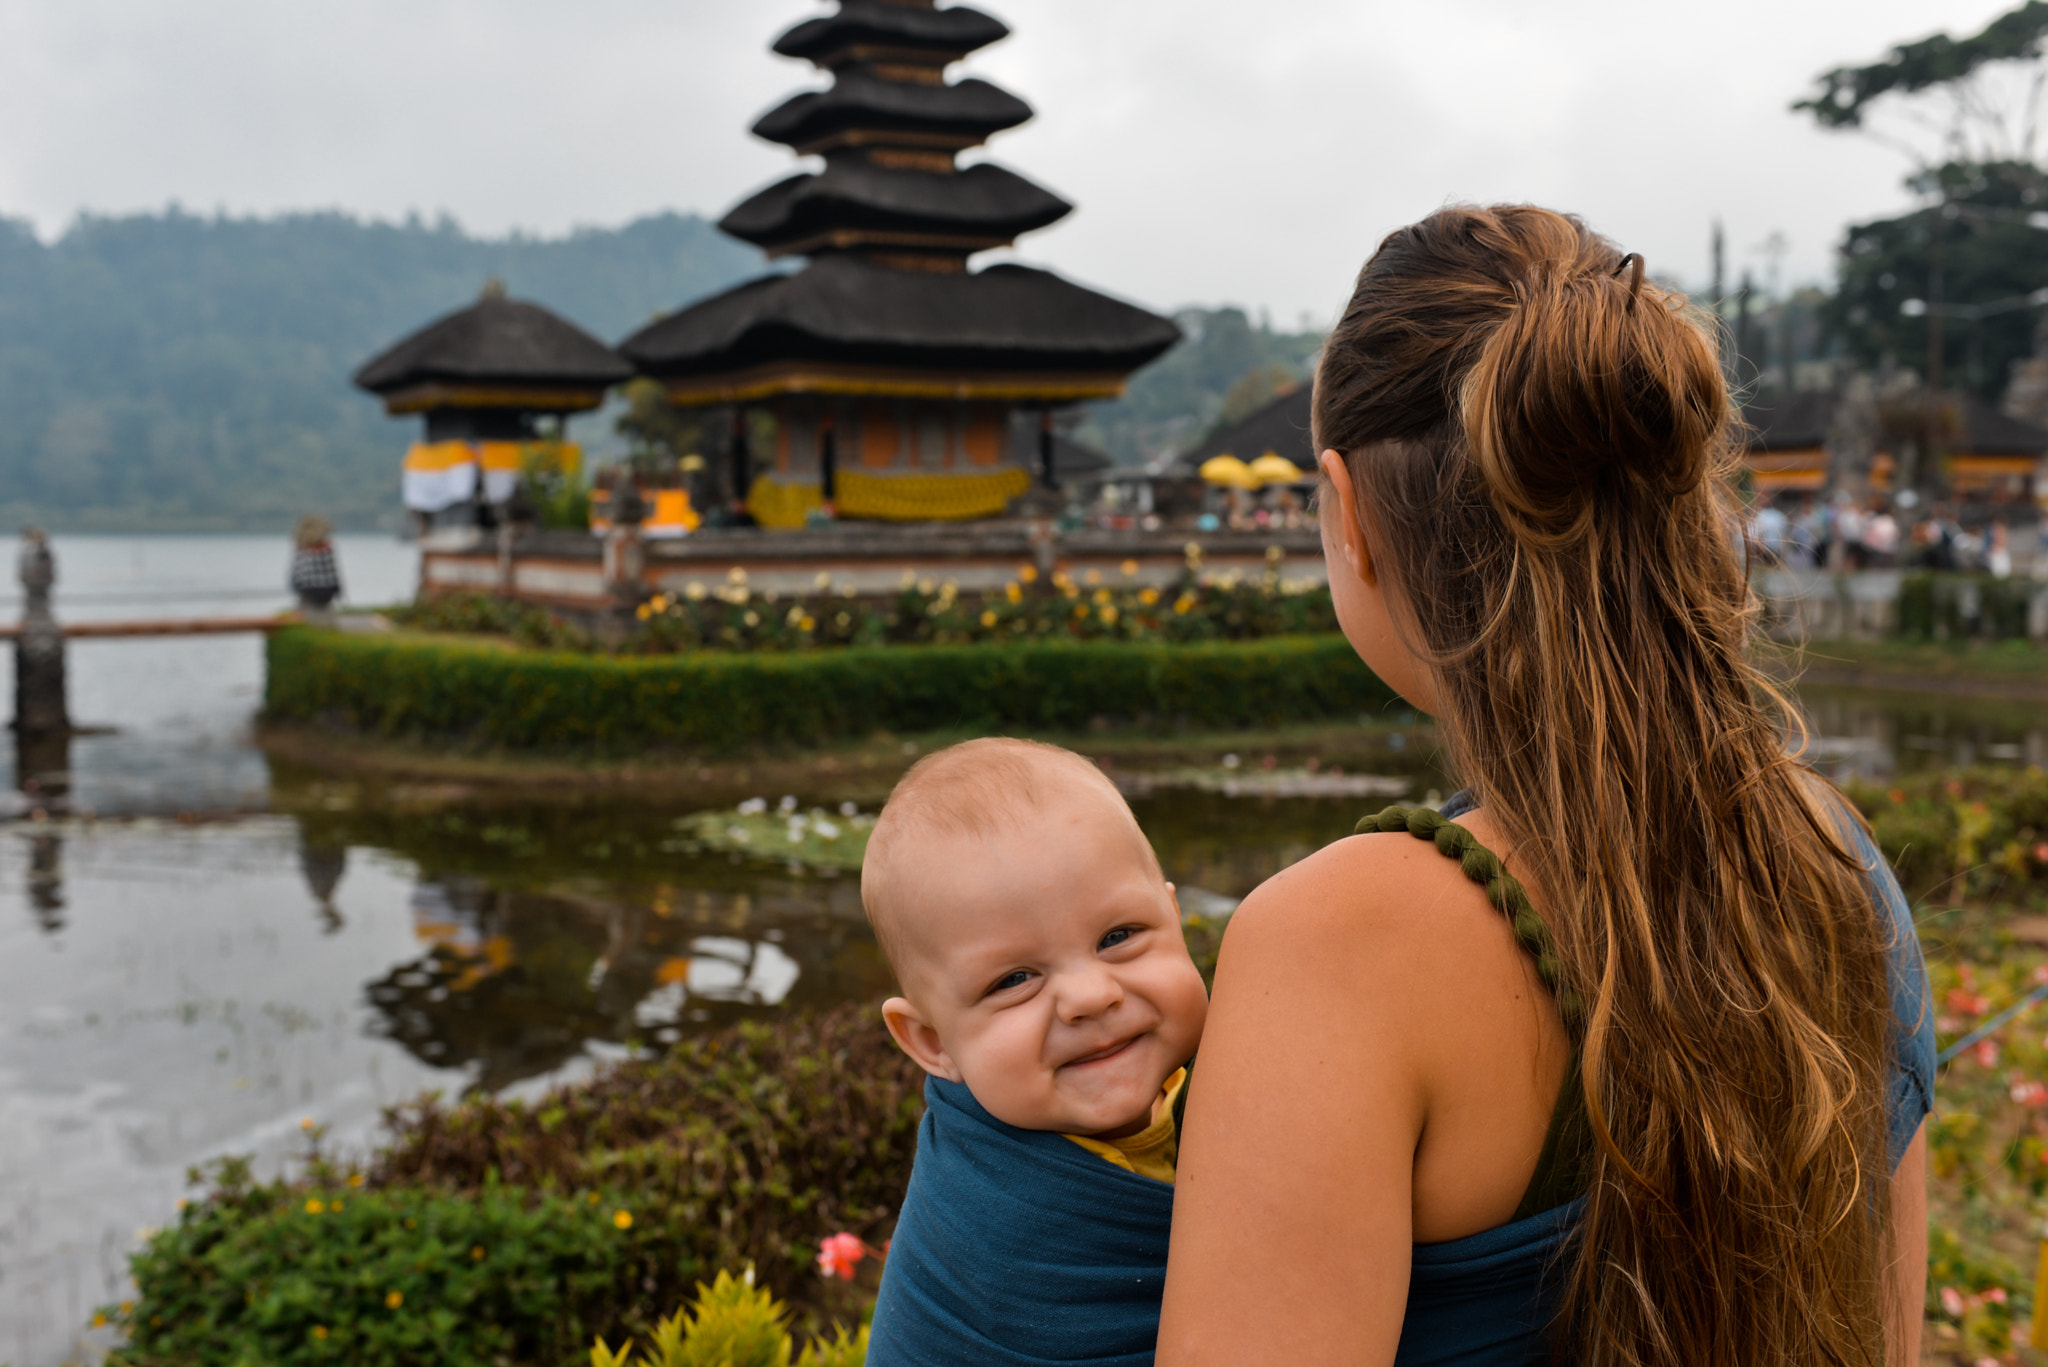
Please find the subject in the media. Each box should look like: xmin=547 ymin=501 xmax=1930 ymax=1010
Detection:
xmin=0 ymin=210 xmax=762 ymax=531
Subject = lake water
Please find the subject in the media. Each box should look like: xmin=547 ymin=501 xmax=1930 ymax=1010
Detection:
xmin=0 ymin=535 xmax=2042 ymax=1365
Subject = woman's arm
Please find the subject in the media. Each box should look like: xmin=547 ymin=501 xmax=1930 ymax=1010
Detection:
xmin=1889 ymin=1120 xmax=1927 ymax=1367
xmin=1157 ymin=843 xmax=1424 ymax=1367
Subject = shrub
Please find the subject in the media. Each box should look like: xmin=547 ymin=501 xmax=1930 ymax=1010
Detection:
xmin=590 ymin=1270 xmax=867 ymax=1367
xmin=265 ymin=629 xmax=1398 ymax=754
xmin=1844 ymin=767 xmax=2048 ymax=903
xmin=110 ymin=1008 xmax=921 ymax=1365
xmin=1896 ymin=573 xmax=2038 ymax=642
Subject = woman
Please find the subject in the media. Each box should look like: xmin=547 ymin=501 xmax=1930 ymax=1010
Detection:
xmin=1157 ymin=207 xmax=1932 ymax=1366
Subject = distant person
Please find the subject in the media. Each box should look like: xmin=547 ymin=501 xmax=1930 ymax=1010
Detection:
xmin=1833 ymin=494 xmax=1867 ymax=569
xmin=1988 ymin=520 xmax=2013 ymax=579
xmin=1747 ymin=498 xmax=1787 ymax=563
xmin=1786 ymin=497 xmax=1822 ymax=568
xmin=289 ymin=516 xmax=342 ymax=621
xmin=1861 ymin=498 xmax=1900 ymax=568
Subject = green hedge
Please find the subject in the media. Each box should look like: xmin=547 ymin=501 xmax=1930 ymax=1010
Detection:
xmin=1897 ymin=573 xmax=2039 ymax=641
xmin=265 ymin=628 xmax=1399 ymax=753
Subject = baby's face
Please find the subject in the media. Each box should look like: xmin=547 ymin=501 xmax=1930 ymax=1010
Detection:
xmin=882 ymin=791 xmax=1208 ymax=1138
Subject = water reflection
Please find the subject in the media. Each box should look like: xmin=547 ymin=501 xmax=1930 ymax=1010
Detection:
xmin=1795 ymin=688 xmax=2048 ymax=781
xmin=25 ymin=831 xmax=62 ymax=931
xmin=299 ymin=837 xmax=346 ymax=933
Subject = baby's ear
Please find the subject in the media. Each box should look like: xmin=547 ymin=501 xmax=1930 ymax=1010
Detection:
xmin=882 ymin=997 xmax=960 ymax=1082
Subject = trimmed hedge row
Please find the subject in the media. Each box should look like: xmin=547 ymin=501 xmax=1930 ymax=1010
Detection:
xmin=264 ymin=628 xmax=1399 ymax=753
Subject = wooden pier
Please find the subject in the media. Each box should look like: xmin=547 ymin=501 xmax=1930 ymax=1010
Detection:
xmin=0 ymin=614 xmax=295 ymax=641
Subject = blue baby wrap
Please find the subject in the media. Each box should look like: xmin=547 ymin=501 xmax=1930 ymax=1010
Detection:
xmin=867 ymin=1075 xmax=1175 ymax=1367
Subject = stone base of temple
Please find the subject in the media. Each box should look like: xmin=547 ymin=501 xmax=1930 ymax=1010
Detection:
xmin=417 ymin=523 xmax=1325 ymax=621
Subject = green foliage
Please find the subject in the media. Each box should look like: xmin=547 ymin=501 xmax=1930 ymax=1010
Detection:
xmin=105 ymin=1169 xmax=635 ymax=1365
xmin=111 ymin=1009 xmax=915 ymax=1365
xmin=1825 ymin=159 xmax=2048 ymax=398
xmin=390 ymin=592 xmax=596 ymax=651
xmin=265 ymin=627 xmax=1395 ymax=755
xmin=1896 ymin=571 xmax=2039 ymax=640
xmin=0 ymin=209 xmax=758 ymax=531
xmin=1076 ymin=307 xmax=1323 ymax=463
xmin=1846 ymin=766 xmax=2048 ymax=901
xmin=1795 ymin=1 xmax=2048 ymax=130
xmin=591 ymin=1271 xmax=868 ymax=1367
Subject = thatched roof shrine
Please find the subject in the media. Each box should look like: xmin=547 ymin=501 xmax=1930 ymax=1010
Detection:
xmin=355 ymin=288 xmax=630 ymax=416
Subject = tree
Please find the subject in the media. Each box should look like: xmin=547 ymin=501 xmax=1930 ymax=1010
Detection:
xmin=1799 ymin=4 xmax=2048 ymax=400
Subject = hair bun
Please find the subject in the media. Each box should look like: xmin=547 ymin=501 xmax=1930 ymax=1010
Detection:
xmin=1460 ymin=244 xmax=1723 ymax=543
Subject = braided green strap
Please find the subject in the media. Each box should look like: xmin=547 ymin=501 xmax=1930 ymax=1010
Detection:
xmin=1355 ymin=805 xmax=1585 ymax=1033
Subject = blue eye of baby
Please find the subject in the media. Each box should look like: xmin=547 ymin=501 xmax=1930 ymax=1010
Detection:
xmin=1099 ymin=927 xmax=1133 ymax=949
xmin=991 ymin=970 xmax=1031 ymax=993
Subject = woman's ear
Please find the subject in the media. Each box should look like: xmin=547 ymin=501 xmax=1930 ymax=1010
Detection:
xmin=1318 ymin=449 xmax=1377 ymax=587
xmin=882 ymin=996 xmax=961 ymax=1081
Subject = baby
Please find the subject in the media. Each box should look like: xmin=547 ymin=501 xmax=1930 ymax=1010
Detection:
xmin=861 ymin=738 xmax=1208 ymax=1367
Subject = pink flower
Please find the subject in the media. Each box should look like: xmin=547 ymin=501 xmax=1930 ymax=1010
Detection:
xmin=1940 ymin=1285 xmax=1966 ymax=1318
xmin=1983 ymin=1287 xmax=2008 ymax=1305
xmin=1975 ymin=1039 xmax=2002 ymax=1068
xmin=2013 ymin=1081 xmax=2048 ymax=1107
xmin=817 ymin=1232 xmax=868 ymax=1281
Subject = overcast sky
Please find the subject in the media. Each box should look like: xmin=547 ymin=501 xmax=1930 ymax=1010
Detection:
xmin=0 ymin=0 xmax=2011 ymax=325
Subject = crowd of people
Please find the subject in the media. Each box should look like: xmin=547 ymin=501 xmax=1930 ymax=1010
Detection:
xmin=1747 ymin=492 xmax=2033 ymax=576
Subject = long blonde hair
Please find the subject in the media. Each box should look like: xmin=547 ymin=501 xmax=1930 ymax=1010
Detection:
xmin=1315 ymin=205 xmax=1894 ymax=1366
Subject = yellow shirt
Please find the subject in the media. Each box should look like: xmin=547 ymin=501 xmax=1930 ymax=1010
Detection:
xmin=1063 ymin=1067 xmax=1188 ymax=1184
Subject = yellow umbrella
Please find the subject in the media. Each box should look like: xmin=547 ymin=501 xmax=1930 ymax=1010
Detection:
xmin=1248 ymin=452 xmax=1306 ymax=486
xmin=1199 ymin=454 xmax=1258 ymax=489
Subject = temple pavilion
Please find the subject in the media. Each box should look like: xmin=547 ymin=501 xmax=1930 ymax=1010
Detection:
xmin=619 ymin=0 xmax=1180 ymax=529
xmin=355 ymin=283 xmax=631 ymax=525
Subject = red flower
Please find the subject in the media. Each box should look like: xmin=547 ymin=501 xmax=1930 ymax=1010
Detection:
xmin=817 ymin=1232 xmax=869 ymax=1281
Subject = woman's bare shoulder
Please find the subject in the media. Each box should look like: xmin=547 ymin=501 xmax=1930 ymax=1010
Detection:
xmin=1228 ymin=827 xmax=1493 ymax=957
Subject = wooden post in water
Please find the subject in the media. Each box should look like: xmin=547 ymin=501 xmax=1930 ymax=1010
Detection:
xmin=13 ymin=529 xmax=67 ymax=739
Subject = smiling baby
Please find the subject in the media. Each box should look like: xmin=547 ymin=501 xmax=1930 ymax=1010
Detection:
xmin=861 ymin=737 xmax=1208 ymax=1367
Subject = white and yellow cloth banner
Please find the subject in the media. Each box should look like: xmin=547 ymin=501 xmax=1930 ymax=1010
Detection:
xmin=402 ymin=441 xmax=581 ymax=513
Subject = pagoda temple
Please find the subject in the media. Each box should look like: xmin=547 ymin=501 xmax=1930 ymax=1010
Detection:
xmin=619 ymin=0 xmax=1179 ymax=529
xmin=355 ymin=284 xmax=631 ymax=524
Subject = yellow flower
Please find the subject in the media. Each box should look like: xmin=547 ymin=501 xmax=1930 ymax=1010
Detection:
xmin=1005 ymin=582 xmax=1022 ymax=604
xmin=1139 ymin=587 xmax=1160 ymax=606
xmin=1084 ymin=569 xmax=1102 ymax=586
xmin=92 ymin=1312 xmax=107 ymax=1328
xmin=728 ymin=567 xmax=749 ymax=585
xmin=685 ymin=581 xmax=708 ymax=601
xmin=1018 ymin=564 xmax=1039 ymax=583
xmin=1072 ymin=603 xmax=1089 ymax=619
xmin=650 ymin=594 xmax=670 ymax=612
xmin=814 ymin=571 xmax=833 ymax=590
xmin=613 ymin=1209 xmax=634 ymax=1230
xmin=980 ymin=610 xmax=997 ymax=628
xmin=299 ymin=1117 xmax=316 ymax=1132
xmin=348 ymin=1173 xmax=363 ymax=1188
xmin=1100 ymin=605 xmax=1119 ymax=624
xmin=313 ymin=1325 xmax=329 ymax=1340
xmin=1121 ymin=559 xmax=1139 ymax=577
xmin=636 ymin=603 xmax=652 ymax=621
xmin=304 ymin=1199 xmax=325 ymax=1215
xmin=799 ymin=616 xmax=817 ymax=632
xmin=588 ymin=1192 xmax=602 ymax=1205
xmin=471 ymin=1245 xmax=487 ymax=1261
xmin=386 ymin=1290 xmax=404 ymax=1309
xmin=121 ymin=1301 xmax=133 ymax=1316
xmin=1092 ymin=588 xmax=1111 ymax=604
xmin=1173 ymin=594 xmax=1197 ymax=615
xmin=332 ymin=1199 xmax=344 ymax=1211
xmin=743 ymin=610 xmax=760 ymax=627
